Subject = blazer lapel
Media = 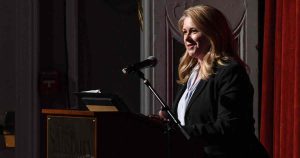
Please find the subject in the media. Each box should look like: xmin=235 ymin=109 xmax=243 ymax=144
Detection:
xmin=185 ymin=79 xmax=207 ymax=113
xmin=172 ymin=84 xmax=187 ymax=114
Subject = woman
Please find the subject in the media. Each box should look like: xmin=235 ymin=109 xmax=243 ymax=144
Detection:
xmin=159 ymin=4 xmax=269 ymax=158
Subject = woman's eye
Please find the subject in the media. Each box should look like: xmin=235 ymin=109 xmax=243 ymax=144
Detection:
xmin=191 ymin=29 xmax=197 ymax=33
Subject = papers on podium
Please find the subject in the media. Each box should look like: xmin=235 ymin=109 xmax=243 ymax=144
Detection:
xmin=75 ymin=90 xmax=130 ymax=112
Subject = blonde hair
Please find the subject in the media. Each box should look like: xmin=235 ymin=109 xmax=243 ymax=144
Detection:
xmin=177 ymin=4 xmax=240 ymax=84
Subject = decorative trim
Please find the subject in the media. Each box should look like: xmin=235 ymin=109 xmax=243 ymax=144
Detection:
xmin=65 ymin=0 xmax=79 ymax=107
xmin=140 ymin=0 xmax=154 ymax=115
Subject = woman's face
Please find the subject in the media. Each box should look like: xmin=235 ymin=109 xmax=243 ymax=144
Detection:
xmin=182 ymin=16 xmax=210 ymax=60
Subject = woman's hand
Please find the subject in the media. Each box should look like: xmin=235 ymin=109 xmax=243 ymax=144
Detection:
xmin=158 ymin=110 xmax=169 ymax=121
xmin=148 ymin=110 xmax=169 ymax=123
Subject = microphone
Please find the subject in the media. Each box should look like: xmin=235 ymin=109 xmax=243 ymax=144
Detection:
xmin=122 ymin=56 xmax=157 ymax=74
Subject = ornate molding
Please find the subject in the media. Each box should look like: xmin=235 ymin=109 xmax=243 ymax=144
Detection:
xmin=165 ymin=0 xmax=247 ymax=44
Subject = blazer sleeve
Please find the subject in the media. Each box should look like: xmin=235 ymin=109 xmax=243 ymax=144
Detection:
xmin=184 ymin=63 xmax=255 ymax=143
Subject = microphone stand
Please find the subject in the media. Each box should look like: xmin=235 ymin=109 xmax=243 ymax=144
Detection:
xmin=134 ymin=70 xmax=191 ymax=140
xmin=133 ymin=69 xmax=190 ymax=158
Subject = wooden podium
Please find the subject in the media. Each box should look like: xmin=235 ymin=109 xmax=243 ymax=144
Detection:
xmin=42 ymin=109 xmax=203 ymax=158
xmin=42 ymin=109 xmax=169 ymax=158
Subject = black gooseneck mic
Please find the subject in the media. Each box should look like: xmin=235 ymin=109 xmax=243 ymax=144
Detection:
xmin=122 ymin=56 xmax=157 ymax=74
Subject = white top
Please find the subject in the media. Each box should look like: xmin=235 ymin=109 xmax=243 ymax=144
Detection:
xmin=177 ymin=65 xmax=200 ymax=126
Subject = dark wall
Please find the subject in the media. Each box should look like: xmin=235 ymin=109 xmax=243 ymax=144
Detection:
xmin=39 ymin=0 xmax=141 ymax=112
xmin=0 ymin=0 xmax=16 ymax=111
xmin=39 ymin=0 xmax=68 ymax=108
xmin=0 ymin=0 xmax=17 ymax=157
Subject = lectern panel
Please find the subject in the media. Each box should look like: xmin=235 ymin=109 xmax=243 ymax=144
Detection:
xmin=42 ymin=109 xmax=203 ymax=158
xmin=47 ymin=116 xmax=96 ymax=158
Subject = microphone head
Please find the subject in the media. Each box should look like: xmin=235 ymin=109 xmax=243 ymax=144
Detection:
xmin=147 ymin=56 xmax=158 ymax=67
xmin=122 ymin=56 xmax=158 ymax=74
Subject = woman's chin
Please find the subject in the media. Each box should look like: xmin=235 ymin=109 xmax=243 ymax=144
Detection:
xmin=188 ymin=51 xmax=197 ymax=58
xmin=187 ymin=50 xmax=205 ymax=60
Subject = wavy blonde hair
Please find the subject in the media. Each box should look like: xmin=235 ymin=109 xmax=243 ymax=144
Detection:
xmin=177 ymin=4 xmax=240 ymax=84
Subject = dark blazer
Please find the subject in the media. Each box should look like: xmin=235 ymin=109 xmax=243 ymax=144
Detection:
xmin=172 ymin=60 xmax=269 ymax=158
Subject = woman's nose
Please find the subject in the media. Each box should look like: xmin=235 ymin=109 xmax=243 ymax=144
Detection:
xmin=184 ymin=34 xmax=192 ymax=42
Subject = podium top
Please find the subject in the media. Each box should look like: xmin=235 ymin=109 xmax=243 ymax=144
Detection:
xmin=42 ymin=109 xmax=95 ymax=116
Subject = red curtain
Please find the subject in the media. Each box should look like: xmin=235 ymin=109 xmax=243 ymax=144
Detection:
xmin=261 ymin=0 xmax=300 ymax=158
